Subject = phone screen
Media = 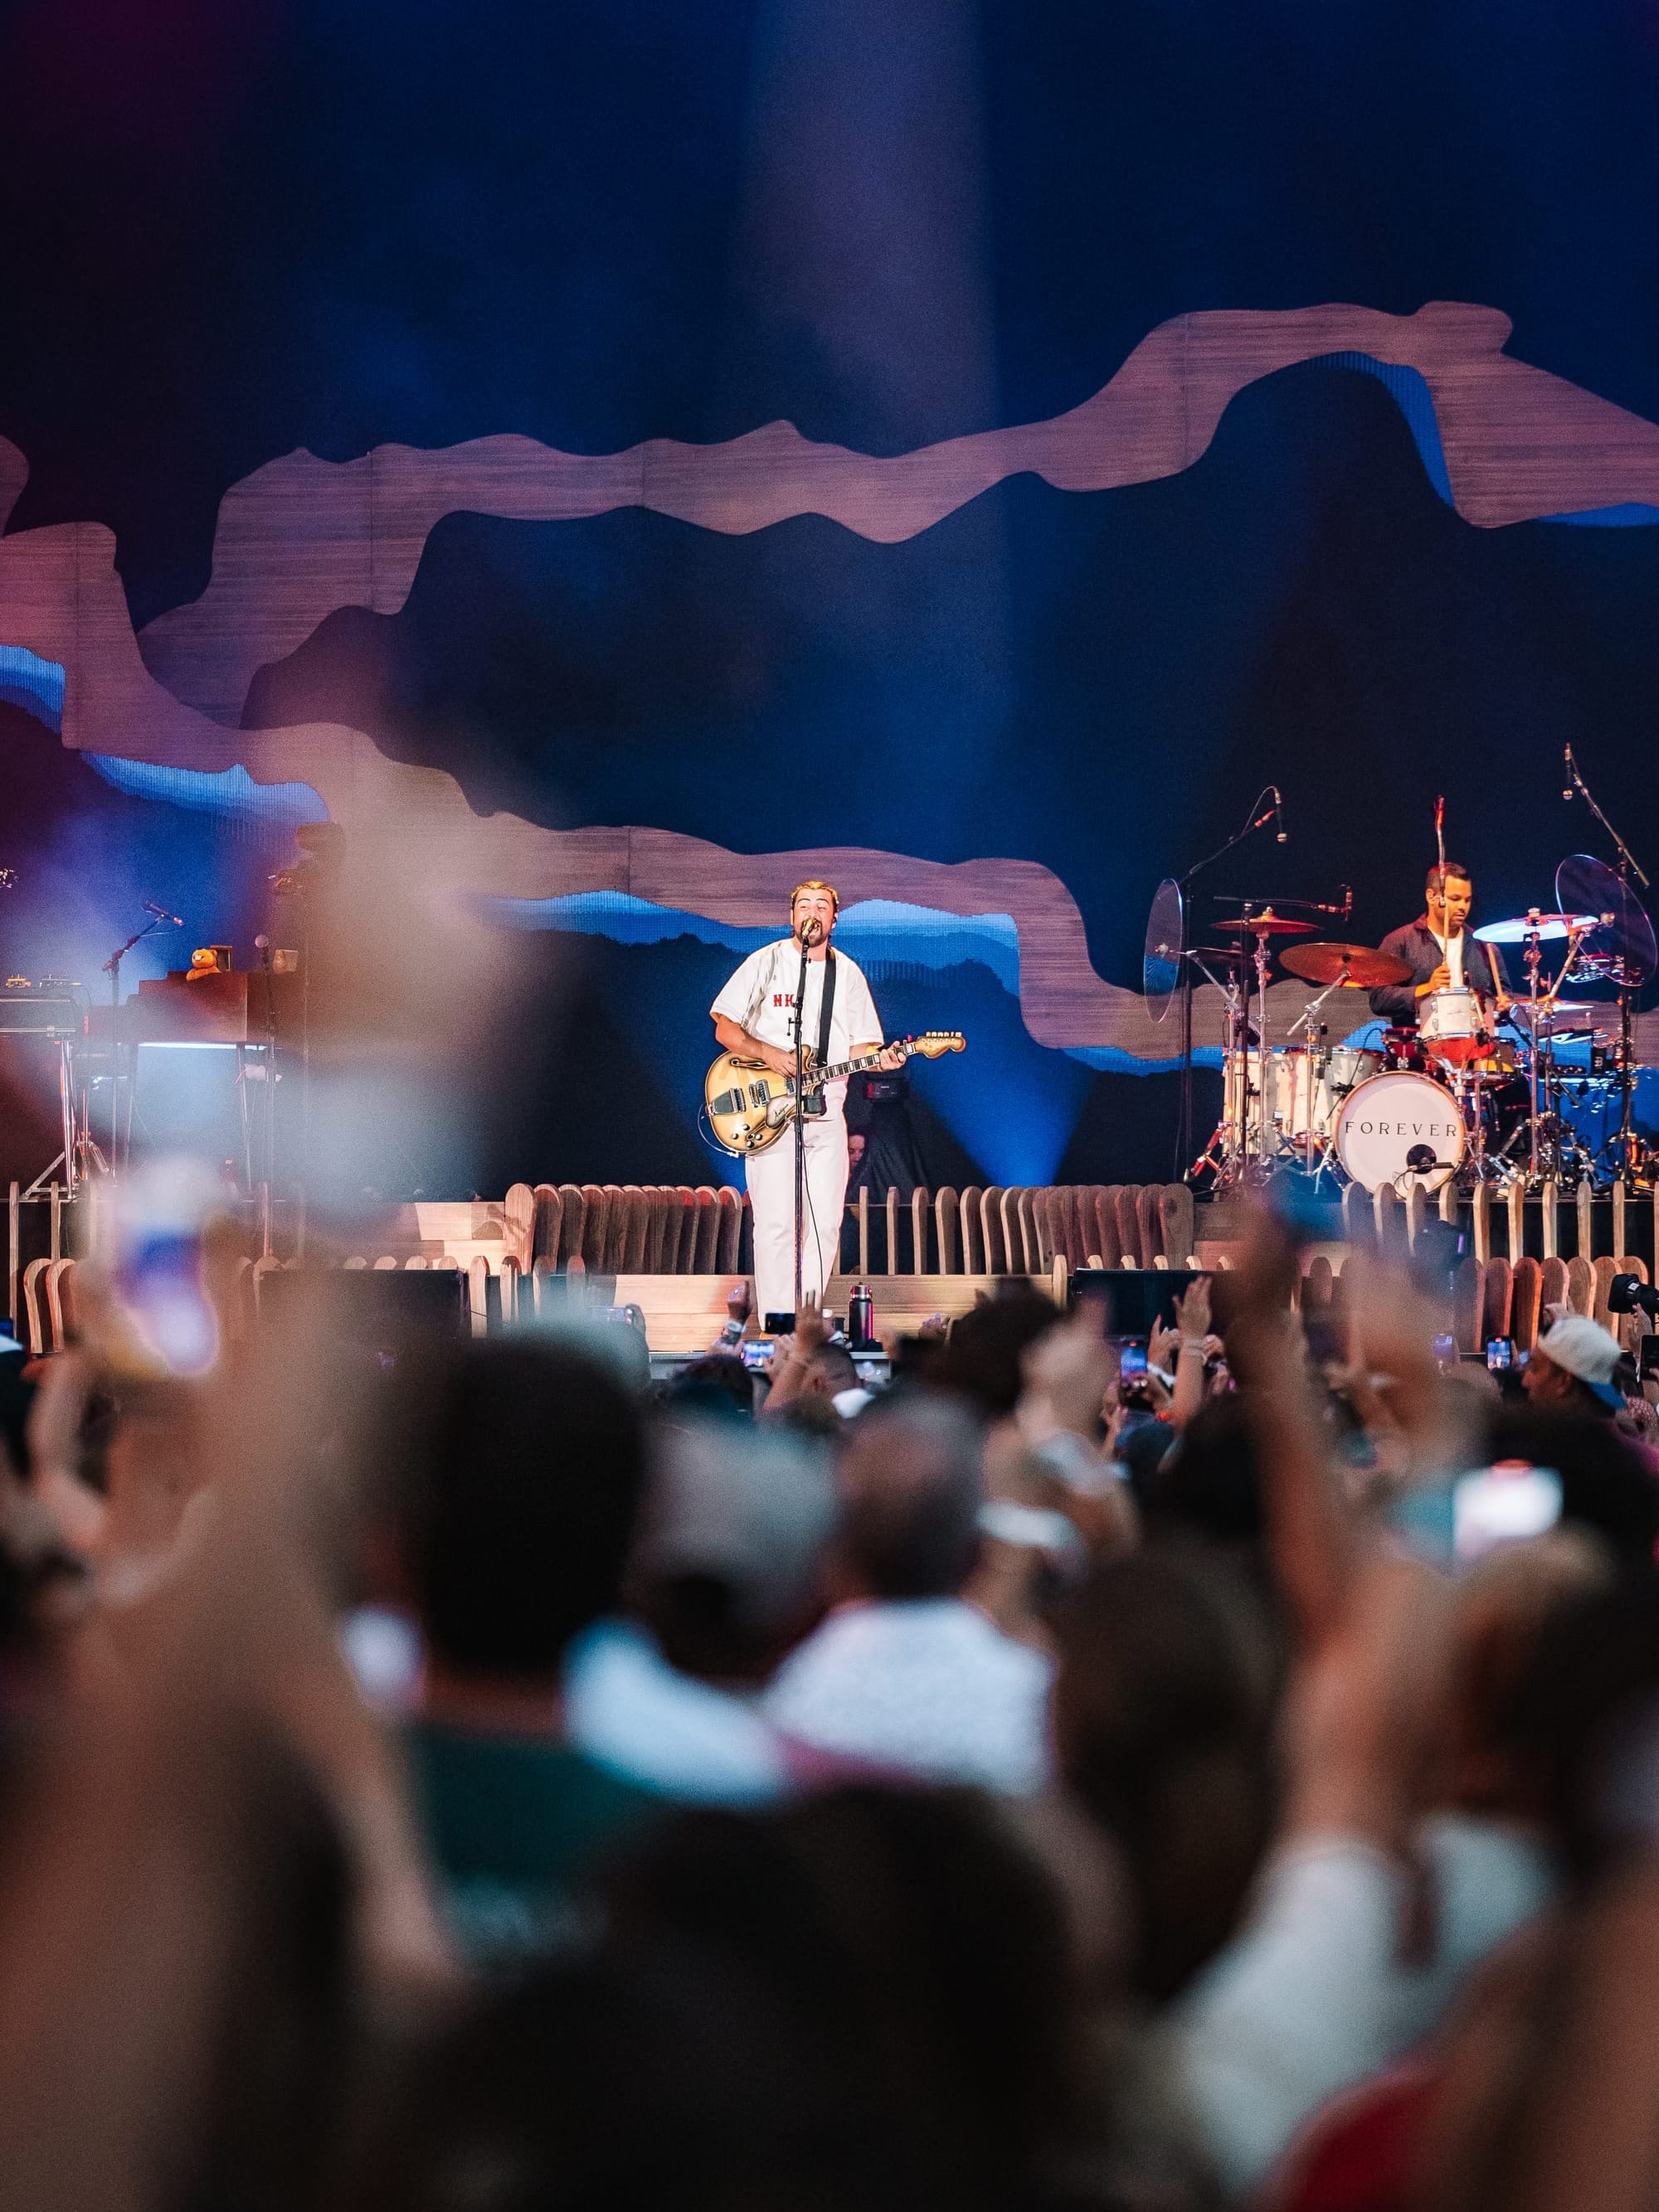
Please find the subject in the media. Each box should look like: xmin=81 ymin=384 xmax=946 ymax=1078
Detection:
xmin=1390 ymin=1461 xmax=1562 ymax=1568
xmin=1486 ymin=1338 xmax=1514 ymax=1372
xmin=1453 ymin=1463 xmax=1563 ymax=1561
xmin=1117 ymin=1342 xmax=1148 ymax=1379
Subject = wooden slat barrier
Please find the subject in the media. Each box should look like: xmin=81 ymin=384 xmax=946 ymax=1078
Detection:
xmin=355 ymin=1181 xmax=1657 ymax=1296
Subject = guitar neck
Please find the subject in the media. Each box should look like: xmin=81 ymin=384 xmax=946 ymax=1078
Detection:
xmin=805 ymin=1043 xmax=906 ymax=1088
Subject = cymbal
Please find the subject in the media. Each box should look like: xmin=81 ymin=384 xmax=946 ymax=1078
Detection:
xmin=1212 ymin=908 xmax=1316 ymax=937
xmin=1473 ymin=912 xmax=1599 ymax=944
xmin=1280 ymin=941 xmax=1413 ymax=989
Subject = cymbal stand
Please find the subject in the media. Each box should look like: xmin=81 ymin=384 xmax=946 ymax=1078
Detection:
xmin=1286 ymin=964 xmax=1351 ymax=1177
xmin=1521 ymin=922 xmax=1545 ymax=1185
xmin=1236 ymin=911 xmax=1267 ymax=1179
xmin=1185 ymin=946 xmax=1244 ymax=1185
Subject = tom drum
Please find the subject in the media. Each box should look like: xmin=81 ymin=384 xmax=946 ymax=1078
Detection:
xmin=1419 ymin=987 xmax=1483 ymax=1066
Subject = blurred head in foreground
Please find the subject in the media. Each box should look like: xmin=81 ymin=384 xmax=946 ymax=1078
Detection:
xmin=385 ymin=1339 xmax=647 ymax=1685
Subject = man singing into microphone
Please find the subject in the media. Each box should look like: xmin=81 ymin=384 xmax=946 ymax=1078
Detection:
xmin=711 ymin=882 xmax=902 ymax=1321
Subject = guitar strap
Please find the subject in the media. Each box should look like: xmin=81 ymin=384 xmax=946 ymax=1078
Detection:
xmin=803 ymin=947 xmax=836 ymax=1118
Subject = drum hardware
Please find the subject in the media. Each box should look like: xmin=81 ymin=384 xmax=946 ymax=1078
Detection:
xmin=1156 ymin=804 xmax=1659 ymax=1199
xmin=1147 ymin=788 xmax=1307 ymax=1182
xmin=1556 ymin=847 xmax=1657 ymax=1189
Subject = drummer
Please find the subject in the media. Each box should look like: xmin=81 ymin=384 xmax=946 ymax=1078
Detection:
xmin=1367 ymin=862 xmax=1511 ymax=1027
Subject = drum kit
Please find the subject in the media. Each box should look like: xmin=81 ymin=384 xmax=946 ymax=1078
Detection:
xmin=1146 ymin=851 xmax=1658 ymax=1198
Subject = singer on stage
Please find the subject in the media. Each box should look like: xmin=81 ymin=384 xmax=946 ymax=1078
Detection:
xmin=710 ymin=882 xmax=900 ymax=1320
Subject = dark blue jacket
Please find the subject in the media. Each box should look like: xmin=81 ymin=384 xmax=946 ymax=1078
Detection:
xmin=1367 ymin=918 xmax=1508 ymax=1024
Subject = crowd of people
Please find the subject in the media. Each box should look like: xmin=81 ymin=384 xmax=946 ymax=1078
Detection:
xmin=2 ymin=1212 xmax=1658 ymax=2211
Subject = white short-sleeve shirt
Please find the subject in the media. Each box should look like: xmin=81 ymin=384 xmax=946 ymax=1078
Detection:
xmin=710 ymin=941 xmax=883 ymax=1113
xmin=1428 ymin=927 xmax=1466 ymax=991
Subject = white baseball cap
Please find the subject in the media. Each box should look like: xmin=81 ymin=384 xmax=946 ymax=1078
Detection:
xmin=1535 ymin=1314 xmax=1627 ymax=1408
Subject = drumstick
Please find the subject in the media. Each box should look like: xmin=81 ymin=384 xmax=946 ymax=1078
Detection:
xmin=1434 ymin=794 xmax=1446 ymax=884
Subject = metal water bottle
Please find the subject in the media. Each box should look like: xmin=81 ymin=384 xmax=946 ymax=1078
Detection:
xmin=848 ymin=1282 xmax=873 ymax=1349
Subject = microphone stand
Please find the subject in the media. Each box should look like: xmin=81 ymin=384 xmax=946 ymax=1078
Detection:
xmin=100 ymin=909 xmax=172 ymax=1171
xmin=1175 ymin=789 xmax=1284 ymax=1181
xmin=792 ymin=923 xmax=812 ymax=1314
xmin=1564 ymin=747 xmax=1651 ymax=1183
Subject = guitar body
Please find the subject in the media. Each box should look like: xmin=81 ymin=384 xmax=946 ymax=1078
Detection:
xmin=704 ymin=1050 xmax=816 ymax=1156
xmin=703 ymin=1032 xmax=967 ymax=1157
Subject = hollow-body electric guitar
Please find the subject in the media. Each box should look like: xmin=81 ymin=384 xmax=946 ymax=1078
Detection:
xmin=704 ymin=1033 xmax=966 ymax=1155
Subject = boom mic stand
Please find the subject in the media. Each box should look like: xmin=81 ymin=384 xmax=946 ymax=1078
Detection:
xmin=100 ymin=907 xmax=177 ymax=1169
xmin=1564 ymin=747 xmax=1652 ymax=1184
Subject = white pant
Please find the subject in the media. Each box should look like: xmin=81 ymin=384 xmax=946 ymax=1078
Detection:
xmin=746 ymin=1112 xmax=849 ymax=1322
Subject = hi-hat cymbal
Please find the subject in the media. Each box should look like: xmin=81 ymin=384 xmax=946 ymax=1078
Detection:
xmin=1280 ymin=941 xmax=1413 ymax=988
xmin=1473 ymin=912 xmax=1599 ymax=944
xmin=1213 ymin=908 xmax=1316 ymax=936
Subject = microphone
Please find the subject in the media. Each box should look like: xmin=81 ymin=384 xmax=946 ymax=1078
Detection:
xmin=144 ymin=900 xmax=184 ymax=926
xmin=1564 ymin=744 xmax=1574 ymax=802
xmin=796 ymin=916 xmax=820 ymax=948
xmin=1272 ymin=785 xmax=1287 ymax=843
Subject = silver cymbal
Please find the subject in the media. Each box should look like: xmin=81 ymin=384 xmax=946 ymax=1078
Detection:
xmin=1474 ymin=912 xmax=1599 ymax=944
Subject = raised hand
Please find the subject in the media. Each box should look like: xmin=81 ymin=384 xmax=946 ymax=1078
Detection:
xmin=1173 ymin=1276 xmax=1212 ymax=1344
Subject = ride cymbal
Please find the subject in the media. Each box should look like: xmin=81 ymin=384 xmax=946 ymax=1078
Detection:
xmin=1279 ymin=941 xmax=1413 ymax=988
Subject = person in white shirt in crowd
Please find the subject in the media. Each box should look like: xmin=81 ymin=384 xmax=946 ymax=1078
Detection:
xmin=762 ymin=1394 xmax=1053 ymax=1796
xmin=563 ymin=1419 xmax=839 ymax=1807
xmin=709 ymin=880 xmax=900 ymax=1321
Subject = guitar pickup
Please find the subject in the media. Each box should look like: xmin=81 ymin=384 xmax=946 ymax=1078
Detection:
xmin=748 ymin=1082 xmax=770 ymax=1108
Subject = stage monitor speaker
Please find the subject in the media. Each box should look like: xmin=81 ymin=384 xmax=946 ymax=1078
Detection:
xmin=0 ymin=1035 xmax=70 ymax=1192
xmin=258 ymin=1265 xmax=468 ymax=1354
xmin=1068 ymin=1267 xmax=1208 ymax=1339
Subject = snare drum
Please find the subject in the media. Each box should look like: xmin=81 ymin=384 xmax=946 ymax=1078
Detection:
xmin=1419 ymin=987 xmax=1483 ymax=1065
xmin=1333 ymin=1069 xmax=1466 ymax=1193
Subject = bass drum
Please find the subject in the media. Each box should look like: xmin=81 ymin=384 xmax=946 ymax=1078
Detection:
xmin=1334 ymin=1069 xmax=1466 ymax=1194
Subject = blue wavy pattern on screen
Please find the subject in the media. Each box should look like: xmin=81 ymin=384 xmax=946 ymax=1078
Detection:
xmin=484 ymin=891 xmax=1023 ymax=993
xmin=484 ymin=890 xmax=1215 ymax=1079
xmin=85 ymin=754 xmax=329 ymax=826
xmin=0 ymin=644 xmax=66 ymax=729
